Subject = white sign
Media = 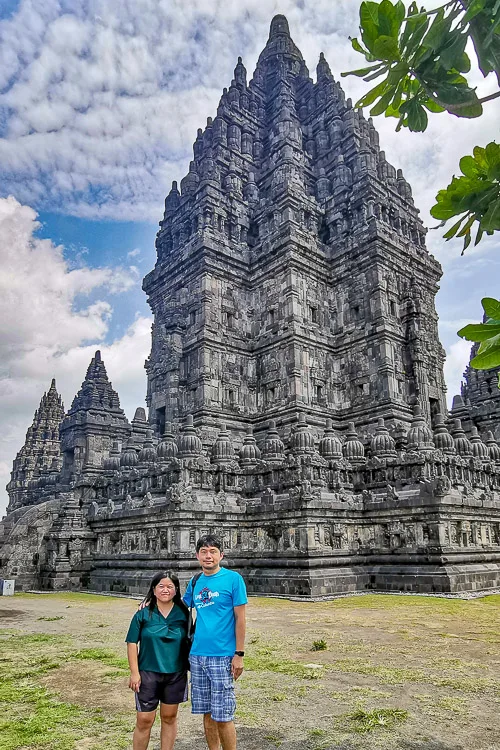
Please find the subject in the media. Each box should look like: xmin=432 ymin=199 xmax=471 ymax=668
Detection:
xmin=1 ymin=580 xmax=15 ymax=596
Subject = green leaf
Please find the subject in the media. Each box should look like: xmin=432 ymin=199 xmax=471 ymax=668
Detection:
xmin=423 ymin=99 xmax=446 ymax=113
xmin=440 ymin=82 xmax=480 ymax=104
xmin=462 ymin=230 xmax=472 ymax=252
xmin=378 ymin=0 xmax=397 ymax=36
xmin=471 ymin=333 xmax=500 ymax=369
xmin=370 ymin=87 xmax=398 ymax=115
xmin=376 ymin=0 xmax=405 ymax=37
xmin=458 ymin=323 xmax=500 ymax=342
xmin=364 ymin=64 xmax=391 ymax=81
xmin=459 ymin=155 xmax=484 ymax=178
xmin=457 ymin=52 xmax=472 ymax=74
xmin=360 ymin=2 xmax=381 ymax=51
xmin=473 ymin=145 xmax=489 ymax=170
xmin=402 ymin=14 xmax=430 ymax=57
xmin=457 ymin=213 xmax=477 ymax=238
xmin=373 ymin=34 xmax=402 ymax=61
xmin=350 ymin=37 xmax=366 ymax=54
xmin=485 ymin=141 xmax=500 ymax=167
xmin=405 ymin=99 xmax=428 ymax=131
xmin=422 ymin=8 xmax=449 ymax=51
xmin=438 ymin=31 xmax=468 ymax=71
xmin=469 ymin=10 xmax=500 ymax=79
xmin=342 ymin=63 xmax=386 ymax=78
xmin=462 ymin=0 xmax=488 ymax=24
xmin=481 ymin=199 xmax=500 ymax=231
xmin=487 ymin=161 xmax=500 ymax=182
xmin=356 ymin=79 xmax=391 ymax=107
xmin=431 ymin=82 xmax=482 ymax=117
xmin=474 ymin=224 xmax=484 ymax=246
xmin=482 ymin=298 xmax=500 ymax=319
xmin=442 ymin=216 xmax=466 ymax=239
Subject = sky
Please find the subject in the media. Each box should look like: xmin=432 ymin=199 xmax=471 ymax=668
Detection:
xmin=0 ymin=0 xmax=499 ymax=518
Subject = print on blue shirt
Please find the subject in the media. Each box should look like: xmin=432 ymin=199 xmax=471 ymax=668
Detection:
xmin=183 ymin=568 xmax=247 ymax=657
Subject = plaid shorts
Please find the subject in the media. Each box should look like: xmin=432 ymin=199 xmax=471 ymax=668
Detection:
xmin=189 ymin=655 xmax=236 ymax=722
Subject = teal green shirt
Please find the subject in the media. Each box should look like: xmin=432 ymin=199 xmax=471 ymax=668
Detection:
xmin=125 ymin=603 xmax=188 ymax=674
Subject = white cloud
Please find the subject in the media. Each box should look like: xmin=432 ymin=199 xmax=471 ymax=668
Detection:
xmin=0 ymin=0 xmax=497 ymax=234
xmin=0 ymin=196 xmax=151 ymax=517
xmin=0 ymin=1 xmax=360 ymax=220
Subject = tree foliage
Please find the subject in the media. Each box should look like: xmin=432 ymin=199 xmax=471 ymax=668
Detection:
xmin=343 ymin=0 xmax=500 ymax=253
xmin=458 ymin=297 xmax=500 ymax=376
xmin=431 ymin=142 xmax=500 ymax=251
xmin=343 ymin=0 xmax=500 ymax=375
xmin=343 ymin=0 xmax=500 ymax=132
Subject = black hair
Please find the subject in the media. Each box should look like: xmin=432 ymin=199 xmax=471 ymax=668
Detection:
xmin=144 ymin=571 xmax=188 ymax=617
xmin=196 ymin=534 xmax=223 ymax=552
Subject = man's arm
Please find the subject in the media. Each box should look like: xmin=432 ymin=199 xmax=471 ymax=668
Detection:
xmin=231 ymin=604 xmax=246 ymax=680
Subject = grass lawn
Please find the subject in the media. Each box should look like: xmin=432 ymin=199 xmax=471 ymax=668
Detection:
xmin=0 ymin=592 xmax=499 ymax=749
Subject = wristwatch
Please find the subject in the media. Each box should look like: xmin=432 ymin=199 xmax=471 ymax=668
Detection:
xmin=234 ymin=650 xmax=245 ymax=657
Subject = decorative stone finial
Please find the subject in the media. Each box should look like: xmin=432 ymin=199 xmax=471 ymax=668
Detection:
xmin=212 ymin=424 xmax=235 ymax=464
xmin=406 ymin=403 xmax=434 ymax=452
xmin=319 ymin=418 xmax=343 ymax=460
xmin=469 ymin=426 xmax=489 ymax=460
xmin=343 ymin=422 xmax=365 ymax=463
xmin=451 ymin=419 xmax=473 ymax=457
xmin=103 ymin=441 xmax=121 ymax=471
xmin=317 ymin=51 xmax=333 ymax=81
xmin=239 ymin=425 xmax=261 ymax=465
xmin=269 ymin=14 xmax=290 ymax=37
xmin=290 ymin=413 xmax=316 ymax=454
xmin=120 ymin=438 xmax=139 ymax=468
xmin=178 ymin=415 xmax=203 ymax=458
xmin=157 ymin=422 xmax=178 ymax=460
xmin=138 ymin=429 xmax=157 ymax=464
xmin=234 ymin=56 xmax=247 ymax=87
xmin=261 ymin=420 xmax=285 ymax=461
xmin=371 ymin=418 xmax=396 ymax=458
xmin=433 ymin=414 xmax=455 ymax=454
xmin=484 ymin=431 xmax=500 ymax=461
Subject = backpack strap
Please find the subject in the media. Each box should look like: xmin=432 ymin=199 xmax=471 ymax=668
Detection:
xmin=186 ymin=571 xmax=203 ymax=638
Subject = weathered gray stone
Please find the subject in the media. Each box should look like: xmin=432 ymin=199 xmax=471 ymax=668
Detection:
xmin=1 ymin=16 xmax=500 ymax=596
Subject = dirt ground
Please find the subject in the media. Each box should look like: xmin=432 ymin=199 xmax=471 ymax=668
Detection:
xmin=0 ymin=591 xmax=499 ymax=750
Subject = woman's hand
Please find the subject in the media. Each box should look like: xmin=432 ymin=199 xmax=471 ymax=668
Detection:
xmin=128 ymin=671 xmax=141 ymax=692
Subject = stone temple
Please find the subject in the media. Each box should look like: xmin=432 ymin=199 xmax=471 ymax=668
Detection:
xmin=1 ymin=16 xmax=500 ymax=596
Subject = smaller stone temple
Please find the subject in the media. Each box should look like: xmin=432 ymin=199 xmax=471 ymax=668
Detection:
xmin=1 ymin=15 xmax=500 ymax=596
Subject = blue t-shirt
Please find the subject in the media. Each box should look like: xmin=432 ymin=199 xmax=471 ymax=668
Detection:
xmin=183 ymin=568 xmax=247 ymax=657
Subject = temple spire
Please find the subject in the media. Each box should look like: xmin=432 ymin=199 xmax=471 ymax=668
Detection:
xmin=269 ymin=14 xmax=291 ymax=37
xmin=257 ymin=14 xmax=303 ymax=67
xmin=69 ymin=350 xmax=123 ymax=414
xmin=6 ymin=379 xmax=65 ymax=513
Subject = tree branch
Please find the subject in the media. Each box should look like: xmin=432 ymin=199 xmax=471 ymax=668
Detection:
xmin=479 ymin=90 xmax=500 ymax=104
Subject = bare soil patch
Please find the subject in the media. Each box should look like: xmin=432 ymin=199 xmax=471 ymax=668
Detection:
xmin=0 ymin=592 xmax=499 ymax=749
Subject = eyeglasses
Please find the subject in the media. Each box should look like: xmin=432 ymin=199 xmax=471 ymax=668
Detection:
xmin=156 ymin=584 xmax=175 ymax=591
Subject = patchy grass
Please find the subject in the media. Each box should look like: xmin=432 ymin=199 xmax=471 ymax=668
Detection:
xmin=311 ymin=639 xmax=328 ymax=651
xmin=343 ymin=706 xmax=409 ymax=733
xmin=2 ymin=591 xmax=500 ymax=749
xmin=38 ymin=615 xmax=64 ymax=621
xmin=72 ymin=648 xmax=129 ymax=670
xmin=0 ymin=631 xmax=133 ymax=750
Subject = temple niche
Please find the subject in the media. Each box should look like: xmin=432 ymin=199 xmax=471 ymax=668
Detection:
xmin=1 ymin=16 xmax=500 ymax=596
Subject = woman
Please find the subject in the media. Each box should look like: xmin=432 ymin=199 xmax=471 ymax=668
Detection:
xmin=126 ymin=571 xmax=189 ymax=750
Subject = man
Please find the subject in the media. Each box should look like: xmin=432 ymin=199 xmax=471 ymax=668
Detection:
xmin=183 ymin=534 xmax=247 ymax=750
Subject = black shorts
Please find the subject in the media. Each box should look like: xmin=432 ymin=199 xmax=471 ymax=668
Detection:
xmin=135 ymin=670 xmax=188 ymax=712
